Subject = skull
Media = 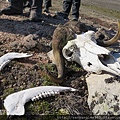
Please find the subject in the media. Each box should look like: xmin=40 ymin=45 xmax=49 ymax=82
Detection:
xmin=62 ymin=31 xmax=120 ymax=75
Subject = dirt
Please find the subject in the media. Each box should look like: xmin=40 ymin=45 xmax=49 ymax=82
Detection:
xmin=0 ymin=0 xmax=120 ymax=119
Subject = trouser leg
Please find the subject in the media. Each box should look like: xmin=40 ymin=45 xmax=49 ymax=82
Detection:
xmin=30 ymin=0 xmax=43 ymax=16
xmin=11 ymin=0 xmax=24 ymax=11
xmin=71 ymin=0 xmax=81 ymax=19
xmin=44 ymin=0 xmax=52 ymax=9
xmin=23 ymin=0 xmax=31 ymax=8
xmin=63 ymin=0 xmax=72 ymax=16
xmin=30 ymin=0 xmax=43 ymax=21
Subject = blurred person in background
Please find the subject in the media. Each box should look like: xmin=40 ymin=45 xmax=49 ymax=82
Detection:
xmin=1 ymin=0 xmax=43 ymax=22
xmin=56 ymin=0 xmax=81 ymax=21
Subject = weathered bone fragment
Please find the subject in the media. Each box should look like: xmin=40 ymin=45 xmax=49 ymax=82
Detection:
xmin=4 ymin=86 xmax=76 ymax=116
xmin=0 ymin=52 xmax=32 ymax=70
xmin=62 ymin=31 xmax=120 ymax=75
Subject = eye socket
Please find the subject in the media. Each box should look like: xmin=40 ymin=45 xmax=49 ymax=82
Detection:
xmin=65 ymin=49 xmax=73 ymax=57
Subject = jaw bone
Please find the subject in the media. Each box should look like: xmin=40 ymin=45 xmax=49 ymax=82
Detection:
xmin=0 ymin=52 xmax=32 ymax=70
xmin=4 ymin=86 xmax=76 ymax=116
xmin=62 ymin=31 xmax=120 ymax=76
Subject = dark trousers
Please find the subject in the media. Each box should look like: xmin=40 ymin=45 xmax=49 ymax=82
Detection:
xmin=11 ymin=0 xmax=43 ymax=14
xmin=11 ymin=0 xmax=24 ymax=10
xmin=30 ymin=0 xmax=43 ymax=15
xmin=63 ymin=0 xmax=81 ymax=19
xmin=44 ymin=0 xmax=52 ymax=9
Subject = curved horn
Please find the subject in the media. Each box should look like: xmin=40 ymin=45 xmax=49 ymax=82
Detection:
xmin=45 ymin=38 xmax=66 ymax=84
xmin=44 ymin=66 xmax=64 ymax=84
xmin=97 ymin=21 xmax=120 ymax=47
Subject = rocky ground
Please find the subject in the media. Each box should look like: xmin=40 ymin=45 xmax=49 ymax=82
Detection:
xmin=0 ymin=0 xmax=120 ymax=119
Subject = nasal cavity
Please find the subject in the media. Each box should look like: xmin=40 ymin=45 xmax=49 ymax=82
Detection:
xmin=88 ymin=62 xmax=92 ymax=67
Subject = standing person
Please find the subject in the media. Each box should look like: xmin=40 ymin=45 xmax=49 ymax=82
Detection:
xmin=0 ymin=0 xmax=43 ymax=22
xmin=43 ymin=0 xmax=52 ymax=13
xmin=56 ymin=0 xmax=81 ymax=21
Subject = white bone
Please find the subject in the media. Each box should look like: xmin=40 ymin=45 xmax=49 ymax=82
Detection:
xmin=44 ymin=92 xmax=50 ymax=97
xmin=4 ymin=86 xmax=76 ymax=116
xmin=35 ymin=96 xmax=40 ymax=100
xmin=0 ymin=52 xmax=32 ymax=70
xmin=41 ymin=92 xmax=46 ymax=97
xmin=62 ymin=31 xmax=120 ymax=76
xmin=38 ymin=93 xmax=43 ymax=98
xmin=6 ymin=0 xmax=11 ymax=2
xmin=47 ymin=50 xmax=56 ymax=64
xmin=46 ymin=91 xmax=51 ymax=96
xmin=49 ymin=91 xmax=55 ymax=96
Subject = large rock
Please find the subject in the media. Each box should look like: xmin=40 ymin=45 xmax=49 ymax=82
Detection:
xmin=86 ymin=73 xmax=120 ymax=115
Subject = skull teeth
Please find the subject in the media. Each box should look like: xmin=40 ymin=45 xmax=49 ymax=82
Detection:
xmin=38 ymin=93 xmax=43 ymax=98
xmin=31 ymin=90 xmax=60 ymax=101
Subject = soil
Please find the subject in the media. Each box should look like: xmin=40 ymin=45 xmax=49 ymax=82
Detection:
xmin=0 ymin=0 xmax=120 ymax=119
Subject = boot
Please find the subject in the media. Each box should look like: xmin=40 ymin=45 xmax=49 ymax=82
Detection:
xmin=1 ymin=0 xmax=24 ymax=15
xmin=29 ymin=10 xmax=42 ymax=22
xmin=55 ymin=12 xmax=69 ymax=20
xmin=72 ymin=16 xmax=78 ymax=21
xmin=1 ymin=6 xmax=23 ymax=15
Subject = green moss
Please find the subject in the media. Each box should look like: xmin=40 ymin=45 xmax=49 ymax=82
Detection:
xmin=26 ymin=100 xmax=50 ymax=115
xmin=3 ymin=88 xmax=14 ymax=99
xmin=0 ymin=116 xmax=8 ymax=120
xmin=57 ymin=108 xmax=69 ymax=115
xmin=41 ymin=64 xmax=58 ymax=86
xmin=66 ymin=62 xmax=83 ymax=71
xmin=42 ymin=78 xmax=57 ymax=86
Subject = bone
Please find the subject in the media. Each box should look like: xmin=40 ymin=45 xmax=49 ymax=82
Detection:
xmin=35 ymin=95 xmax=40 ymax=100
xmin=0 ymin=52 xmax=32 ymax=70
xmin=49 ymin=91 xmax=55 ymax=96
xmin=47 ymin=50 xmax=56 ymax=64
xmin=62 ymin=31 xmax=120 ymax=76
xmin=4 ymin=86 xmax=76 ymax=116
xmin=6 ymin=0 xmax=11 ymax=2
xmin=44 ymin=92 xmax=50 ymax=97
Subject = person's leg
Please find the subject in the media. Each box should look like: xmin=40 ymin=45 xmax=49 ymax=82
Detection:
xmin=1 ymin=0 xmax=24 ymax=15
xmin=30 ymin=0 xmax=43 ymax=21
xmin=23 ymin=0 xmax=31 ymax=8
xmin=71 ymin=0 xmax=81 ymax=21
xmin=63 ymin=0 xmax=72 ymax=17
xmin=44 ymin=0 xmax=52 ymax=13
xmin=56 ymin=0 xmax=72 ymax=20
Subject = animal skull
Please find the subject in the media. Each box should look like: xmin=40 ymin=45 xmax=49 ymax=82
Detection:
xmin=4 ymin=86 xmax=76 ymax=116
xmin=62 ymin=31 xmax=120 ymax=75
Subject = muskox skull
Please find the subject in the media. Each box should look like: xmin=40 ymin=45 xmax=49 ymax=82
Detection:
xmin=62 ymin=31 xmax=120 ymax=75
